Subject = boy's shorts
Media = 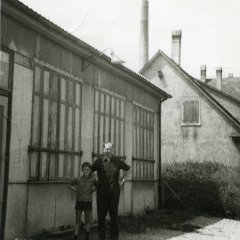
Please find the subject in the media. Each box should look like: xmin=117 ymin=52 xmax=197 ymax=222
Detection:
xmin=75 ymin=201 xmax=92 ymax=211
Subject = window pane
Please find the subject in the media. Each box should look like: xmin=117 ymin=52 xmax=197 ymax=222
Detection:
xmin=75 ymin=108 xmax=80 ymax=151
xmin=0 ymin=51 xmax=10 ymax=89
xmin=44 ymin=71 xmax=50 ymax=96
xmin=116 ymin=99 xmax=119 ymax=117
xmin=100 ymin=93 xmax=104 ymax=113
xmin=121 ymin=121 xmax=124 ymax=156
xmin=100 ymin=115 xmax=104 ymax=148
xmin=111 ymin=97 xmax=115 ymax=116
xmin=50 ymin=102 xmax=58 ymax=149
xmin=74 ymin=155 xmax=79 ymax=177
xmin=67 ymin=106 xmax=73 ymax=150
xmin=30 ymin=152 xmax=38 ymax=178
xmin=95 ymin=91 xmax=99 ymax=112
xmin=58 ymin=154 xmax=64 ymax=178
xmin=61 ymin=78 xmax=66 ymax=101
xmin=40 ymin=152 xmax=48 ymax=179
xmin=65 ymin=155 xmax=72 ymax=179
xmin=105 ymin=116 xmax=110 ymax=143
xmin=42 ymin=99 xmax=49 ymax=148
xmin=121 ymin=101 xmax=124 ymax=119
xmin=32 ymin=96 xmax=40 ymax=146
xmin=106 ymin=95 xmax=110 ymax=114
xmin=34 ymin=66 xmax=41 ymax=92
xmin=51 ymin=74 xmax=59 ymax=100
xmin=76 ymin=83 xmax=81 ymax=106
xmin=94 ymin=114 xmax=99 ymax=153
xmin=115 ymin=120 xmax=119 ymax=155
xmin=68 ymin=80 xmax=73 ymax=104
xmin=49 ymin=154 xmax=56 ymax=180
xmin=59 ymin=104 xmax=65 ymax=150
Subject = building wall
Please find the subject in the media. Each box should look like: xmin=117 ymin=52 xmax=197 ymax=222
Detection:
xmin=1 ymin=10 xmax=161 ymax=239
xmin=142 ymin=56 xmax=240 ymax=169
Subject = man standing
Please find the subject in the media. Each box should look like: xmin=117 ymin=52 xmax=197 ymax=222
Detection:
xmin=91 ymin=142 xmax=130 ymax=240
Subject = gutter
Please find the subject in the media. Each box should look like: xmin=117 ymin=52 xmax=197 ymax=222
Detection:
xmin=158 ymin=97 xmax=169 ymax=209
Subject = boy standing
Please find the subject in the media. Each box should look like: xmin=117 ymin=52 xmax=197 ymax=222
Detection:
xmin=68 ymin=162 xmax=97 ymax=240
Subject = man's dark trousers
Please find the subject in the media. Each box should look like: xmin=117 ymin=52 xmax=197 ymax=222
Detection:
xmin=97 ymin=193 xmax=119 ymax=240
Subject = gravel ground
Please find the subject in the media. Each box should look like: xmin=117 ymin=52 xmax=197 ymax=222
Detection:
xmin=32 ymin=210 xmax=240 ymax=240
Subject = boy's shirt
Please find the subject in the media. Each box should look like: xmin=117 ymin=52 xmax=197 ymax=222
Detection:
xmin=91 ymin=156 xmax=130 ymax=196
xmin=69 ymin=175 xmax=97 ymax=202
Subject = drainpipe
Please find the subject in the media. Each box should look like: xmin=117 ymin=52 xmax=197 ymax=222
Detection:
xmin=158 ymin=97 xmax=168 ymax=209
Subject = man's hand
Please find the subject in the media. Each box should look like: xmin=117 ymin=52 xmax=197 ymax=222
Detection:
xmin=119 ymin=178 xmax=125 ymax=186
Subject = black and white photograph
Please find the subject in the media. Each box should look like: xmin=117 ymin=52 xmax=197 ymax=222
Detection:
xmin=1 ymin=0 xmax=240 ymax=239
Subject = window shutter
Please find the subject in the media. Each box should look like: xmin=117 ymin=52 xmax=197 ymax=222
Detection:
xmin=183 ymin=101 xmax=191 ymax=123
xmin=191 ymin=101 xmax=199 ymax=123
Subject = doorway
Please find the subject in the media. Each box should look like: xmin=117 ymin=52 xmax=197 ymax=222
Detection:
xmin=0 ymin=49 xmax=12 ymax=239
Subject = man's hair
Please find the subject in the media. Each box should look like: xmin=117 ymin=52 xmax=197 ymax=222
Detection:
xmin=81 ymin=162 xmax=91 ymax=170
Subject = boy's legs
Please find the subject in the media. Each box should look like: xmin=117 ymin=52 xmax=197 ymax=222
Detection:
xmin=75 ymin=210 xmax=82 ymax=239
xmin=84 ymin=209 xmax=91 ymax=240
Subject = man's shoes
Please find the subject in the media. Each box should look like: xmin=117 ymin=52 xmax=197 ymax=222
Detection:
xmin=74 ymin=235 xmax=78 ymax=240
xmin=84 ymin=231 xmax=90 ymax=240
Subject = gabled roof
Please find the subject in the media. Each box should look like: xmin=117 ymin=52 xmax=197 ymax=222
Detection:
xmin=140 ymin=49 xmax=240 ymax=131
xmin=2 ymin=0 xmax=171 ymax=100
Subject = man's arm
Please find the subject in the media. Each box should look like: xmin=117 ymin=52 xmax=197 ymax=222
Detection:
xmin=91 ymin=158 xmax=100 ymax=172
xmin=119 ymin=160 xmax=131 ymax=185
xmin=92 ymin=178 xmax=98 ymax=192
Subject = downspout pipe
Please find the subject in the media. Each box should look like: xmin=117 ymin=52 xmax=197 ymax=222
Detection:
xmin=158 ymin=97 xmax=168 ymax=209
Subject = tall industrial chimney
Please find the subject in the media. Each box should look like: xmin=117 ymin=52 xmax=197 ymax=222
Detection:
xmin=171 ymin=30 xmax=182 ymax=65
xmin=139 ymin=0 xmax=149 ymax=70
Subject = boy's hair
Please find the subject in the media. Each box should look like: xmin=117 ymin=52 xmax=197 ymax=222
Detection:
xmin=81 ymin=162 xmax=91 ymax=170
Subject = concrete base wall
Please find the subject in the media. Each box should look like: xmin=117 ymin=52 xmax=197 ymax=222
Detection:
xmin=26 ymin=184 xmax=75 ymax=236
xmin=132 ymin=182 xmax=156 ymax=214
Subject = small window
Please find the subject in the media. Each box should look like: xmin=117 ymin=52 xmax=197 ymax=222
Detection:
xmin=182 ymin=98 xmax=200 ymax=125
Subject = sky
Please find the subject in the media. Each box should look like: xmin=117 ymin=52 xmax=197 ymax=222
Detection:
xmin=20 ymin=0 xmax=240 ymax=79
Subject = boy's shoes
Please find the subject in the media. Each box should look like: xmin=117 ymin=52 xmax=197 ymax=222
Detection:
xmin=74 ymin=235 xmax=78 ymax=240
xmin=84 ymin=231 xmax=90 ymax=240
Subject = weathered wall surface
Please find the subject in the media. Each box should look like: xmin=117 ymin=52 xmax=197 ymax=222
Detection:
xmin=5 ymin=63 xmax=33 ymax=238
xmin=132 ymin=182 xmax=156 ymax=213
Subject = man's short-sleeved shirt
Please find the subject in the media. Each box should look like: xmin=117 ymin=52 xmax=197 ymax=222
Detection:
xmin=69 ymin=175 xmax=97 ymax=202
xmin=91 ymin=156 xmax=130 ymax=195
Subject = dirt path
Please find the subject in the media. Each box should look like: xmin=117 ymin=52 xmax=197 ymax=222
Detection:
xmin=32 ymin=211 xmax=240 ymax=240
xmin=119 ymin=217 xmax=240 ymax=240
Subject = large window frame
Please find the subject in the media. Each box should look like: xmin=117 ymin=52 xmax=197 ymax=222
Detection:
xmin=93 ymin=88 xmax=125 ymax=158
xmin=133 ymin=103 xmax=155 ymax=180
xmin=29 ymin=64 xmax=82 ymax=181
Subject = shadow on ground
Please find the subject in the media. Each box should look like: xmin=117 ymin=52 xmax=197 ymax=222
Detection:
xmin=32 ymin=209 xmax=221 ymax=240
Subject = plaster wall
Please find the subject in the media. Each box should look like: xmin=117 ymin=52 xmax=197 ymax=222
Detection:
xmin=142 ymin=56 xmax=240 ymax=168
